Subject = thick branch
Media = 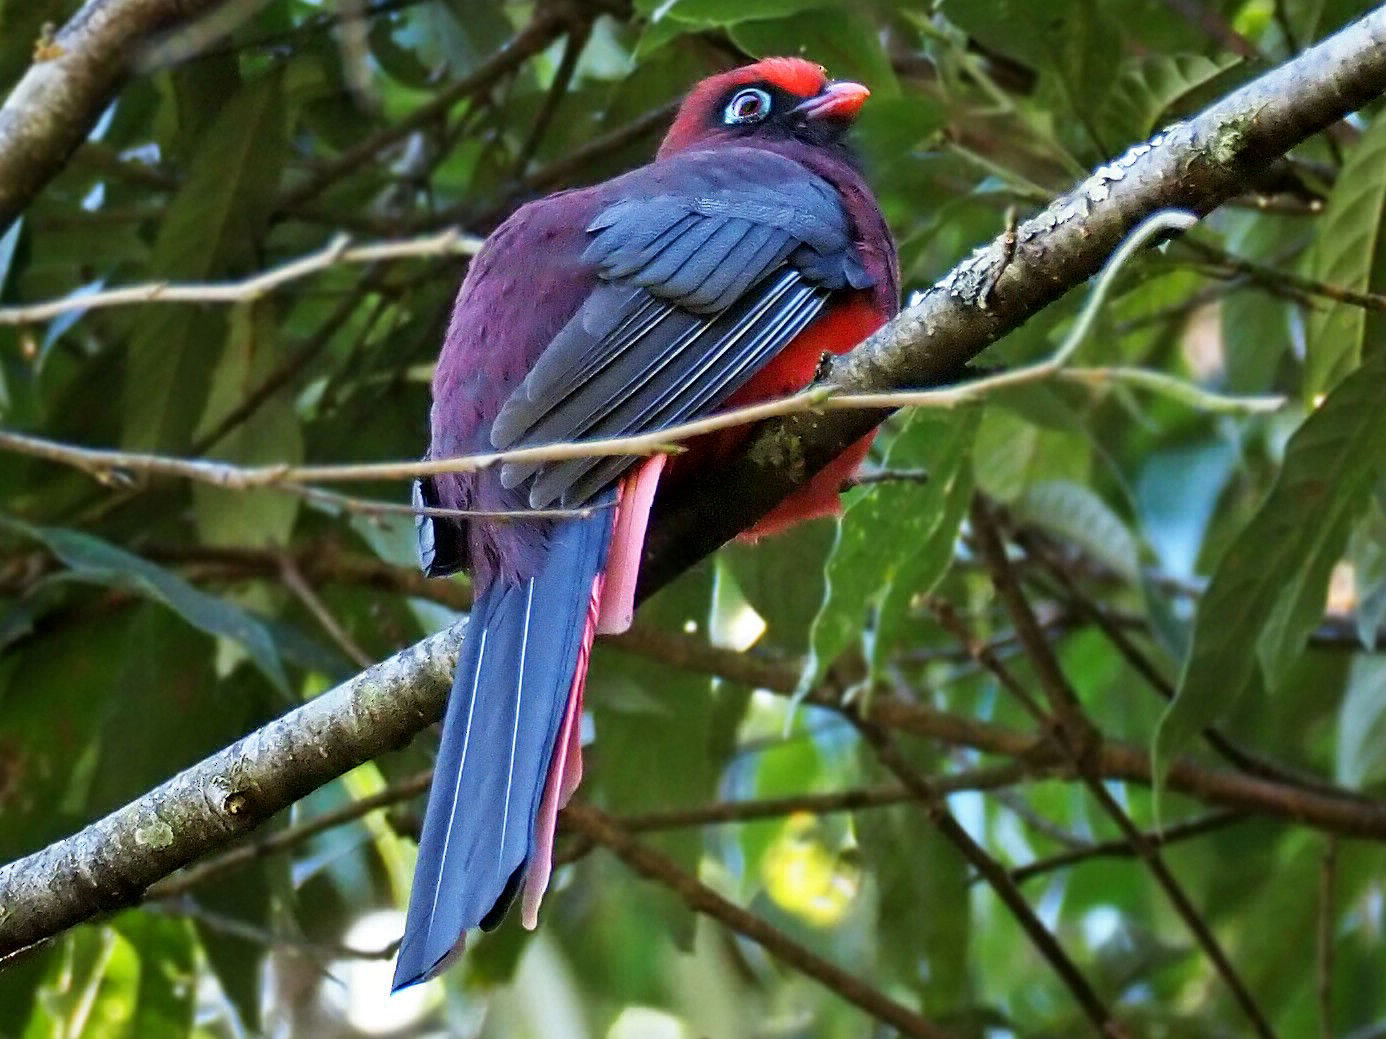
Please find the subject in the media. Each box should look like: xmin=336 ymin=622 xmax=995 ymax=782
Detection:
xmin=637 ymin=4 xmax=1386 ymax=595
xmin=5 ymin=5 xmax=1386 ymax=963
xmin=0 ymin=0 xmax=230 ymax=233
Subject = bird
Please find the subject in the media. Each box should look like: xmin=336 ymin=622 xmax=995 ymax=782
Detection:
xmin=394 ymin=56 xmax=899 ymax=989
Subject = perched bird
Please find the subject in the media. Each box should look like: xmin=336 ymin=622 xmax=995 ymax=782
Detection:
xmin=394 ymin=56 xmax=899 ymax=989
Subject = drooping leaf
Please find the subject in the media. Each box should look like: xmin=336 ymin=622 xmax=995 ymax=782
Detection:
xmin=1 ymin=518 xmax=288 ymax=690
xmin=123 ymin=70 xmax=291 ymax=452
xmin=1157 ymin=349 xmax=1386 ymax=777
xmin=1303 ymin=109 xmax=1386 ymax=398
xmin=1101 ymin=53 xmax=1242 ymax=142
xmin=801 ymin=406 xmax=979 ymax=693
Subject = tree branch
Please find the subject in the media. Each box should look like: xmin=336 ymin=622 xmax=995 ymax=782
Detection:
xmin=4 ymin=4 xmax=1386 ymax=968
xmin=562 ymin=801 xmax=959 ymax=1039
xmin=636 ymin=5 xmax=1386 ymax=596
xmin=0 ymin=0 xmax=229 ymax=233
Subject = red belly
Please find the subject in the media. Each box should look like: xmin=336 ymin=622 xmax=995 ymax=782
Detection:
xmin=673 ymin=295 xmax=887 ymax=540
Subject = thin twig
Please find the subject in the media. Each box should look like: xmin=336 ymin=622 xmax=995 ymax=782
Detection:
xmin=970 ymin=500 xmax=1279 ymax=1039
xmin=849 ymin=717 xmax=1128 ymax=1038
xmin=1319 ymin=838 xmax=1338 ymax=1039
xmin=278 ymin=554 xmax=373 ymax=670
xmin=1180 ymin=237 xmax=1386 ymax=314
xmin=272 ymin=12 xmax=567 ymax=212
xmin=562 ymin=801 xmax=960 ymax=1039
xmin=0 ymin=230 xmax=481 ymax=325
xmin=1009 ymin=810 xmax=1247 ymax=884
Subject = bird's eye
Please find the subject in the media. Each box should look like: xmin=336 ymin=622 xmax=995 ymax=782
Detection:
xmin=724 ymin=88 xmax=772 ymax=125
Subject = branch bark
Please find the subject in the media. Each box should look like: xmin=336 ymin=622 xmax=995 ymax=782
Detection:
xmin=637 ymin=4 xmax=1386 ymax=594
xmin=0 ymin=0 xmax=230 ymax=233
xmin=4 ymin=3 xmax=1386 ymax=965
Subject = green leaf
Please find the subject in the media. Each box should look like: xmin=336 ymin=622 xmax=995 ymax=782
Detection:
xmin=858 ymin=804 xmax=972 ymax=1011
xmin=0 ymin=215 xmax=21 ymax=294
xmin=1303 ymin=109 xmax=1386 ymax=399
xmin=1157 ymin=349 xmax=1386 ymax=779
xmin=635 ymin=0 xmax=835 ymax=25
xmin=1220 ymin=212 xmax=1300 ymax=393
xmin=124 ymin=71 xmax=291 ymax=452
xmin=1012 ymin=480 xmax=1140 ymax=584
xmin=1 ymin=518 xmax=288 ymax=690
xmin=1348 ymin=496 xmax=1386 ymax=648
xmin=192 ymin=302 xmax=303 ymax=548
xmin=1336 ymin=655 xmax=1386 ymax=789
xmin=801 ymin=407 xmax=979 ymax=693
xmin=973 ymin=402 xmax=1091 ymax=503
xmin=589 ymin=565 xmax=745 ymax=946
xmin=21 ymin=927 xmax=139 ymax=1039
xmin=110 ymin=912 xmax=197 ymax=1039
xmin=1102 ymin=53 xmax=1241 ymax=142
xmin=729 ymin=7 xmax=900 ymax=96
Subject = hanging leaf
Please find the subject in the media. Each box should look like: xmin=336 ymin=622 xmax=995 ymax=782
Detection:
xmin=123 ymin=70 xmax=291 ymax=452
xmin=1303 ymin=109 xmax=1386 ymax=399
xmin=1 ymin=517 xmax=288 ymax=690
xmin=801 ymin=406 xmax=979 ymax=693
xmin=1157 ymin=349 xmax=1386 ymax=779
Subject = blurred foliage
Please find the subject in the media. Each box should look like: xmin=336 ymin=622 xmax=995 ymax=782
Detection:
xmin=3 ymin=0 xmax=1386 ymax=1037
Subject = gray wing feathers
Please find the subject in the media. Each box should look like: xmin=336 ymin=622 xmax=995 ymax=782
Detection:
xmin=490 ymin=149 xmax=872 ymax=508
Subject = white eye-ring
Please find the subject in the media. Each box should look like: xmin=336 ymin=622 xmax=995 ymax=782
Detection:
xmin=724 ymin=87 xmax=772 ymax=125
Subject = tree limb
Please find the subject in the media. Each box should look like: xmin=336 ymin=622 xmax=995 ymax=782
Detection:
xmin=0 ymin=0 xmax=230 ymax=233
xmin=4 ymin=3 xmax=1386 ymax=965
xmin=637 ymin=5 xmax=1386 ymax=594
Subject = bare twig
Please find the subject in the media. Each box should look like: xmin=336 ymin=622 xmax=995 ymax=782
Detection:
xmin=1319 ymin=838 xmax=1338 ymax=1039
xmin=850 ymin=718 xmax=1127 ymax=1037
xmin=1009 ymin=811 xmax=1247 ymax=883
xmin=970 ymin=500 xmax=1279 ymax=1039
xmin=562 ymin=801 xmax=960 ymax=1039
xmin=0 ymin=230 xmax=481 ymax=325
xmin=278 ymin=554 xmax=373 ymax=670
xmin=272 ymin=12 xmax=567 ymax=212
xmin=0 ymin=0 xmax=228 ymax=232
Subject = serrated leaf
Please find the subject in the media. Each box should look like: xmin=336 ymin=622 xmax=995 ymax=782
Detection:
xmin=1304 ymin=109 xmax=1386 ymax=399
xmin=1102 ymin=53 xmax=1241 ymax=142
xmin=1 ymin=517 xmax=287 ymax=690
xmin=802 ymin=407 xmax=979 ymax=692
xmin=1157 ymin=349 xmax=1386 ymax=780
xmin=124 ymin=71 xmax=290 ymax=452
xmin=1012 ymin=480 xmax=1140 ymax=583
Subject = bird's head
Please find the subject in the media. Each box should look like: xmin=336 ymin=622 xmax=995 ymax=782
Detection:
xmin=658 ymin=57 xmax=870 ymax=158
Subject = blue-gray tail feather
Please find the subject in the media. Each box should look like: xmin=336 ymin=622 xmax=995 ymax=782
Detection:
xmin=393 ymin=504 xmax=613 ymax=990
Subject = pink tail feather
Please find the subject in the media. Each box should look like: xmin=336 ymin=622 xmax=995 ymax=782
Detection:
xmin=519 ymin=456 xmax=666 ymax=925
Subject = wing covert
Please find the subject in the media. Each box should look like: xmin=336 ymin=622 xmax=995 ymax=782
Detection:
xmin=490 ymin=148 xmax=873 ymax=509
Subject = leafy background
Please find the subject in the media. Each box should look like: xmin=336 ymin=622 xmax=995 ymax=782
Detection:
xmin=3 ymin=0 xmax=1386 ymax=1036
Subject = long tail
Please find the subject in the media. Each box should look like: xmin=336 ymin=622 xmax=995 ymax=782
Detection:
xmin=392 ymin=503 xmax=614 ymax=989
